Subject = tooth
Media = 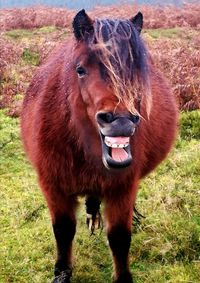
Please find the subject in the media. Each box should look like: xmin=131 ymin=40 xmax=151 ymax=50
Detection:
xmin=119 ymin=144 xmax=124 ymax=148
xmin=105 ymin=141 xmax=111 ymax=147
xmin=112 ymin=144 xmax=118 ymax=148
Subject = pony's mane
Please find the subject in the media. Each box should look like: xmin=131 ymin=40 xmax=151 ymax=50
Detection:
xmin=89 ymin=18 xmax=151 ymax=114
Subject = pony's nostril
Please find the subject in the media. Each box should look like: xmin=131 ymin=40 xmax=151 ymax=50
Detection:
xmin=131 ymin=114 xmax=140 ymax=124
xmin=96 ymin=112 xmax=114 ymax=124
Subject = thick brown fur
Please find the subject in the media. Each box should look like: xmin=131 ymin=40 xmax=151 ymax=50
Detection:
xmin=21 ymin=11 xmax=178 ymax=283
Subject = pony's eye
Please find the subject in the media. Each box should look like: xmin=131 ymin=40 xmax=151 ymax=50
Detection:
xmin=76 ymin=65 xmax=86 ymax=78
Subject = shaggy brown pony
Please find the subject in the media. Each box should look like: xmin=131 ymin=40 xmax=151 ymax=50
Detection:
xmin=21 ymin=9 xmax=178 ymax=283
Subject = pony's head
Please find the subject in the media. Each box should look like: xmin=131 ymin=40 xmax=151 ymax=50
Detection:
xmin=72 ymin=10 xmax=151 ymax=170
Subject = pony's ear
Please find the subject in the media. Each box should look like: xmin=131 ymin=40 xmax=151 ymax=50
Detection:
xmin=130 ymin=12 xmax=143 ymax=34
xmin=72 ymin=9 xmax=94 ymax=41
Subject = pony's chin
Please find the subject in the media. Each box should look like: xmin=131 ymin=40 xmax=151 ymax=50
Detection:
xmin=100 ymin=133 xmax=132 ymax=170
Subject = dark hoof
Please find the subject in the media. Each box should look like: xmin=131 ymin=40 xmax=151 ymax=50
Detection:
xmin=52 ymin=269 xmax=72 ymax=283
xmin=114 ymin=271 xmax=133 ymax=283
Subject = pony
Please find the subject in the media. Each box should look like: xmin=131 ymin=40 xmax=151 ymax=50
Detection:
xmin=21 ymin=9 xmax=178 ymax=283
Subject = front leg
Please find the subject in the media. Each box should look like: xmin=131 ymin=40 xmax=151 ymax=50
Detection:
xmin=44 ymin=193 xmax=78 ymax=283
xmin=52 ymin=213 xmax=76 ymax=283
xmin=105 ymin=192 xmax=136 ymax=283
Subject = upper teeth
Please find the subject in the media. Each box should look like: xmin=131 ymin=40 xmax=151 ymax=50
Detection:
xmin=104 ymin=138 xmax=129 ymax=148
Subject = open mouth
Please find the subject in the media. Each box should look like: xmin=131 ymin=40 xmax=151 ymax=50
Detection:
xmin=100 ymin=133 xmax=132 ymax=169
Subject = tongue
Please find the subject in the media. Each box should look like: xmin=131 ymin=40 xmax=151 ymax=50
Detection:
xmin=111 ymin=148 xmax=129 ymax=162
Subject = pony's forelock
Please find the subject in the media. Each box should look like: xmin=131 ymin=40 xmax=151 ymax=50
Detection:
xmin=88 ymin=18 xmax=152 ymax=115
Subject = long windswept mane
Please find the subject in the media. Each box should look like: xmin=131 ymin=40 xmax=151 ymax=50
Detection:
xmin=89 ymin=18 xmax=151 ymax=114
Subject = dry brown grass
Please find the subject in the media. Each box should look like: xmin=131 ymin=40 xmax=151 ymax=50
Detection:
xmin=0 ymin=35 xmax=22 ymax=73
xmin=145 ymin=30 xmax=200 ymax=111
xmin=0 ymin=6 xmax=74 ymax=31
xmin=0 ymin=27 xmax=67 ymax=115
xmin=0 ymin=3 xmax=200 ymax=31
xmin=92 ymin=3 xmax=200 ymax=29
xmin=0 ymin=4 xmax=199 ymax=115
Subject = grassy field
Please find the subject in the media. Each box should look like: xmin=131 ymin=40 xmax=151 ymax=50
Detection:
xmin=0 ymin=7 xmax=200 ymax=282
xmin=0 ymin=109 xmax=200 ymax=283
xmin=0 ymin=24 xmax=199 ymax=115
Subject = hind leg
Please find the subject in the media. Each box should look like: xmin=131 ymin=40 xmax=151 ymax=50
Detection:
xmin=105 ymin=193 xmax=136 ymax=283
xmin=85 ymin=195 xmax=102 ymax=232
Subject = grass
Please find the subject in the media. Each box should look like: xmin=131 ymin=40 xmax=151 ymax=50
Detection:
xmin=144 ymin=28 xmax=183 ymax=39
xmin=35 ymin=26 xmax=59 ymax=34
xmin=22 ymin=48 xmax=40 ymax=66
xmin=5 ymin=29 xmax=33 ymax=39
xmin=1 ymin=25 xmax=199 ymax=112
xmin=0 ymin=16 xmax=200 ymax=282
xmin=144 ymin=27 xmax=200 ymax=43
xmin=0 ymin=26 xmax=68 ymax=113
xmin=180 ymin=111 xmax=200 ymax=140
xmin=5 ymin=26 xmax=59 ymax=39
xmin=0 ymin=109 xmax=200 ymax=283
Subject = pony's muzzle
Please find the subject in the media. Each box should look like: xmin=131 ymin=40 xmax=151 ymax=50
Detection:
xmin=96 ymin=111 xmax=139 ymax=137
xmin=96 ymin=111 xmax=139 ymax=169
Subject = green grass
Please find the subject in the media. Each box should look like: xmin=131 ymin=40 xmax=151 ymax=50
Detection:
xmin=5 ymin=29 xmax=33 ymax=39
xmin=180 ymin=111 xmax=200 ymax=140
xmin=5 ymin=26 xmax=58 ymax=40
xmin=144 ymin=27 xmax=200 ymax=42
xmin=22 ymin=48 xmax=40 ymax=66
xmin=0 ymin=109 xmax=199 ymax=282
xmin=35 ymin=26 xmax=58 ymax=34
xmin=145 ymin=28 xmax=183 ymax=39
